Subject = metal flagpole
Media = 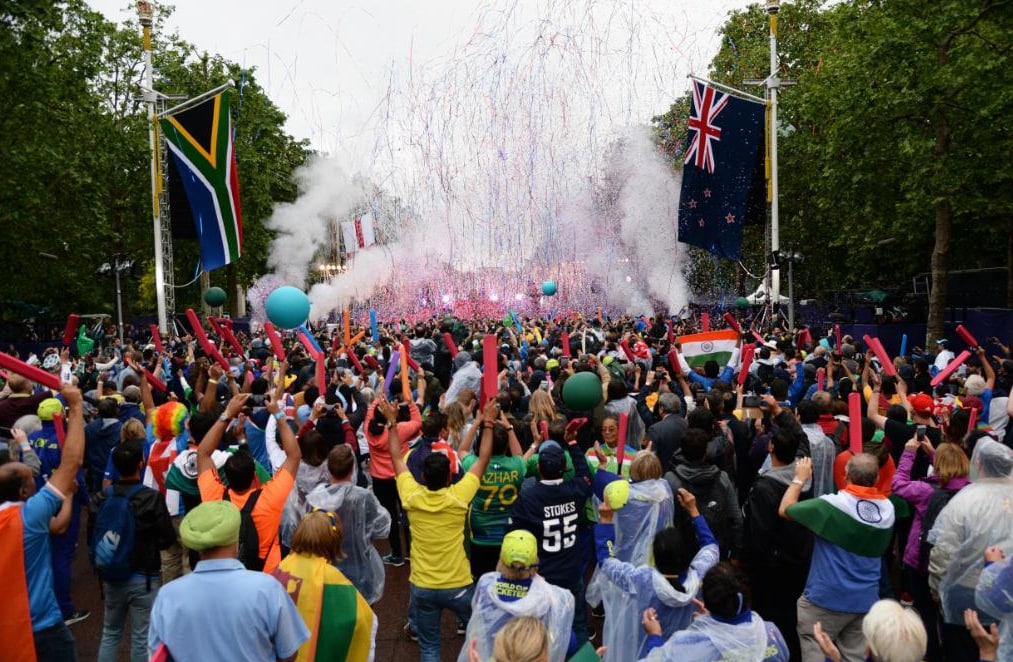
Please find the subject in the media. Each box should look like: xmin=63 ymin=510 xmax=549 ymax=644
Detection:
xmin=766 ymin=0 xmax=782 ymax=308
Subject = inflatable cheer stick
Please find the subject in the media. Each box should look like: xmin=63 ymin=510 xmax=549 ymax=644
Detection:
xmin=62 ymin=314 xmax=80 ymax=349
xmin=701 ymin=313 xmax=710 ymax=333
xmin=862 ymin=335 xmax=896 ymax=377
xmin=263 ymin=322 xmax=286 ymax=362
xmin=737 ymin=345 xmax=755 ymax=386
xmin=185 ymin=309 xmax=229 ymax=371
xmin=817 ymin=368 xmax=825 ymax=392
xmin=931 ymin=350 xmax=972 ymax=387
xmin=442 ymin=332 xmax=458 ymax=358
xmin=616 ymin=413 xmax=629 ymax=468
xmin=722 ymin=312 xmax=741 ymax=334
xmin=149 ymin=324 xmax=164 ymax=355
xmin=483 ymin=335 xmax=498 ymax=403
xmin=848 ymin=392 xmax=863 ymax=455
xmin=956 ymin=325 xmax=979 ymax=349
xmin=0 ymin=353 xmax=61 ymax=390
xmin=52 ymin=413 xmax=66 ymax=450
xmin=561 ymin=332 xmax=572 ymax=358
xmin=215 ymin=319 xmax=245 ymax=358
xmin=667 ymin=350 xmax=683 ymax=376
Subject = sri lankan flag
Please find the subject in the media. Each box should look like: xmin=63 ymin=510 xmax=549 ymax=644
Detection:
xmin=0 ymin=504 xmax=37 ymax=662
xmin=160 ymin=92 xmax=243 ymax=271
xmin=273 ymin=553 xmax=377 ymax=662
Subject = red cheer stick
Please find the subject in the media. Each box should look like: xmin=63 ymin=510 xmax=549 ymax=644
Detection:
xmin=817 ymin=367 xmax=825 ymax=392
xmin=401 ymin=339 xmax=421 ymax=372
xmin=666 ymin=321 xmax=675 ymax=346
xmin=616 ymin=413 xmax=629 ymax=468
xmin=297 ymin=329 xmax=322 ymax=360
xmin=539 ymin=420 xmax=549 ymax=444
xmin=863 ymin=335 xmax=897 ymax=377
xmin=185 ymin=309 xmax=230 ymax=371
xmin=667 ymin=350 xmax=683 ymax=376
xmin=263 ymin=322 xmax=286 ymax=362
xmin=442 ymin=332 xmax=458 ymax=358
xmin=216 ymin=320 xmax=245 ymax=358
xmin=142 ymin=368 xmax=167 ymax=393
xmin=0 ymin=352 xmax=61 ymax=390
xmin=207 ymin=316 xmax=225 ymax=339
xmin=967 ymin=406 xmax=978 ymax=431
xmin=722 ymin=312 xmax=741 ymax=334
xmin=561 ymin=332 xmax=572 ymax=358
xmin=62 ymin=314 xmax=80 ymax=349
xmin=848 ymin=392 xmax=863 ymax=455
xmin=149 ymin=324 xmax=165 ymax=354
xmin=482 ymin=334 xmax=498 ymax=403
xmin=701 ymin=312 xmax=710 ymax=333
xmin=620 ymin=339 xmax=636 ymax=363
xmin=363 ymin=355 xmax=379 ymax=370
xmin=956 ymin=325 xmax=979 ymax=349
xmin=52 ymin=413 xmax=66 ymax=450
xmin=931 ymin=350 xmax=972 ymax=387
xmin=316 ymin=355 xmax=326 ymax=396
xmin=737 ymin=344 xmax=755 ymax=386
xmin=752 ymin=331 xmax=765 ymax=344
xmin=835 ymin=325 xmax=842 ymax=351
xmin=346 ymin=350 xmax=364 ymax=373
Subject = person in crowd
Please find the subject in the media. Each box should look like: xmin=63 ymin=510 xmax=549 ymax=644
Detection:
xmin=974 ymin=545 xmax=1013 ymax=662
xmin=460 ymin=529 xmax=575 ymax=662
xmin=147 ymin=500 xmax=309 ymax=661
xmin=797 ymin=399 xmax=836 ymax=497
xmin=90 ymin=440 xmax=176 ymax=662
xmin=84 ymin=398 xmax=122 ymax=495
xmin=465 ymin=616 xmax=552 ymax=662
xmin=640 ymin=562 xmax=789 ymax=661
xmin=928 ymin=437 xmax=1013 ymax=661
xmin=645 ymin=392 xmax=687 ymax=470
xmin=813 ymin=599 xmax=927 ymax=662
xmin=587 ymin=414 xmax=637 ymax=478
xmin=0 ymin=373 xmax=55 ymax=431
xmin=273 ymin=510 xmax=377 ymax=662
xmin=781 ymin=455 xmax=895 ymax=662
xmin=302 ymin=445 xmax=391 ymax=605
xmin=383 ymin=394 xmax=494 ymax=662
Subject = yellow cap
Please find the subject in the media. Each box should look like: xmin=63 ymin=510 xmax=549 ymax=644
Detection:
xmin=500 ymin=529 xmax=539 ymax=568
xmin=604 ymin=479 xmax=630 ymax=510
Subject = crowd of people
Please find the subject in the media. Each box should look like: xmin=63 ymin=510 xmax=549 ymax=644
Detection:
xmin=1 ymin=310 xmax=1013 ymax=662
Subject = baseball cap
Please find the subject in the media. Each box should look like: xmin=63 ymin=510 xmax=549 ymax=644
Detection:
xmin=908 ymin=393 xmax=934 ymax=415
xmin=604 ymin=479 xmax=630 ymax=510
xmin=37 ymin=398 xmax=64 ymax=422
xmin=545 ymin=358 xmax=560 ymax=371
xmin=500 ymin=530 xmax=539 ymax=568
xmin=538 ymin=441 xmax=566 ymax=477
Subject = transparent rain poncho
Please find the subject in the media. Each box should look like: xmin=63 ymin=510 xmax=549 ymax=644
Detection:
xmin=642 ymin=613 xmax=779 ymax=662
xmin=976 ymin=557 xmax=1013 ymax=661
xmin=929 ymin=438 xmax=1013 ymax=624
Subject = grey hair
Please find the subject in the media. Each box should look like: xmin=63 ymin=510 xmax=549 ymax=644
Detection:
xmin=845 ymin=452 xmax=880 ymax=487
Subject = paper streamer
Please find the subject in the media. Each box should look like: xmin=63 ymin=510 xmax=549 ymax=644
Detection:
xmin=701 ymin=313 xmax=710 ymax=333
xmin=616 ymin=413 xmax=629 ymax=467
xmin=848 ymin=392 xmax=863 ymax=455
xmin=384 ymin=350 xmax=400 ymax=398
xmin=52 ymin=413 xmax=66 ymax=450
xmin=737 ymin=345 xmax=755 ymax=385
xmin=185 ymin=309 xmax=230 ymax=371
xmin=369 ymin=309 xmax=378 ymax=343
xmin=483 ymin=334 xmax=498 ymax=403
xmin=931 ymin=350 xmax=971 ymax=387
xmin=956 ymin=325 xmax=979 ymax=349
xmin=149 ymin=324 xmax=164 ymax=354
xmin=862 ymin=335 xmax=897 ymax=377
xmin=721 ymin=312 xmax=741 ymax=334
xmin=817 ymin=367 xmax=825 ymax=392
xmin=400 ymin=349 xmax=412 ymax=402
xmin=899 ymin=334 xmax=908 ymax=358
xmin=263 ymin=322 xmax=286 ymax=362
xmin=667 ymin=350 xmax=682 ymax=376
xmin=62 ymin=314 xmax=80 ymax=348
xmin=443 ymin=332 xmax=458 ymax=358
xmin=561 ymin=332 xmax=572 ymax=358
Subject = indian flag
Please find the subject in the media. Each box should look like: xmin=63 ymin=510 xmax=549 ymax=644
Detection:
xmin=273 ymin=553 xmax=377 ymax=662
xmin=787 ymin=486 xmax=895 ymax=557
xmin=0 ymin=504 xmax=36 ymax=662
xmin=677 ymin=330 xmax=739 ymax=369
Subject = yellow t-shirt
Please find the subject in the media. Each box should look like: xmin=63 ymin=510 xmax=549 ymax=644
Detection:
xmin=396 ymin=471 xmax=479 ymax=589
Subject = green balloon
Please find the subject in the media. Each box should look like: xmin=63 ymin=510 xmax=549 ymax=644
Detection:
xmin=561 ymin=372 xmax=603 ymax=411
xmin=204 ymin=286 xmax=227 ymax=307
xmin=735 ymin=297 xmax=750 ymax=309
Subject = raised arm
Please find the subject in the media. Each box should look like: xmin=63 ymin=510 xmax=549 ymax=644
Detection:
xmin=467 ymin=399 xmax=498 ymax=478
xmin=195 ymin=392 xmax=249 ymax=478
xmin=866 ymin=372 xmax=887 ymax=429
xmin=49 ymin=385 xmax=85 ymax=495
xmin=377 ymin=396 xmax=409 ymax=477
xmin=979 ymin=348 xmax=996 ymax=390
xmin=266 ymin=390 xmax=300 ymax=477
xmin=778 ymin=457 xmax=812 ymax=520
xmin=201 ymin=363 xmax=224 ymax=413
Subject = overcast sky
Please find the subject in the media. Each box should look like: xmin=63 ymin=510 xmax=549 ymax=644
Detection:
xmin=88 ymin=0 xmax=754 ymax=167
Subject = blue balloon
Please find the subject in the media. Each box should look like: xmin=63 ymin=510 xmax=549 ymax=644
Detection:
xmin=265 ymin=286 xmax=310 ymax=330
xmin=541 ymin=281 xmax=558 ymax=296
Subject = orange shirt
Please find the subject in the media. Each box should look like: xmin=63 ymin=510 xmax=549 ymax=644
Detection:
xmin=197 ymin=465 xmax=295 ymax=574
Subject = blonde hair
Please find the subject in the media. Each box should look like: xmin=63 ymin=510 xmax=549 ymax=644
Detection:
xmin=120 ymin=418 xmax=147 ymax=443
xmin=862 ymin=599 xmax=926 ymax=662
xmin=290 ymin=510 xmax=345 ymax=562
xmin=444 ymin=401 xmax=468 ymax=448
xmin=933 ymin=442 xmax=969 ymax=487
xmin=528 ymin=390 xmax=557 ymax=424
xmin=492 ymin=616 xmax=549 ymax=662
xmin=630 ymin=451 xmax=662 ymax=482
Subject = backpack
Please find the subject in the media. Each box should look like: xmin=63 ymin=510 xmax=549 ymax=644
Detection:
xmin=673 ymin=473 xmax=733 ymax=555
xmin=918 ymin=486 xmax=960 ymax=571
xmin=224 ymin=488 xmax=265 ymax=571
xmin=90 ymin=483 xmax=145 ymax=583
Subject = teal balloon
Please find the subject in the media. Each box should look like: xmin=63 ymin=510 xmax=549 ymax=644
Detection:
xmin=561 ymin=372 xmax=603 ymax=411
xmin=735 ymin=297 xmax=750 ymax=309
xmin=265 ymin=286 xmax=311 ymax=330
xmin=204 ymin=286 xmax=227 ymax=307
xmin=541 ymin=281 xmax=558 ymax=296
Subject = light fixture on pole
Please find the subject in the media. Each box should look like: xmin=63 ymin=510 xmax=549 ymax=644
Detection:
xmin=96 ymin=255 xmax=136 ymax=344
xmin=778 ymin=250 xmax=805 ymax=331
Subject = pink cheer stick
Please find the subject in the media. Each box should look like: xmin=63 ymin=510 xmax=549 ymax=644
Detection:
xmin=931 ymin=350 xmax=972 ymax=387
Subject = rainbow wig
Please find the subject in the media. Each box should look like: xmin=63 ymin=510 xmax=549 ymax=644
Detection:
xmin=153 ymin=401 xmax=189 ymax=440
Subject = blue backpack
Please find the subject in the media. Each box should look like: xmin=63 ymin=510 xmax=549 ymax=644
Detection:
xmin=90 ymin=484 xmax=145 ymax=582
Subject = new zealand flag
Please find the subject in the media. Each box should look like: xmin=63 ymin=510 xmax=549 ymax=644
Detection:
xmin=677 ymin=79 xmax=766 ymax=261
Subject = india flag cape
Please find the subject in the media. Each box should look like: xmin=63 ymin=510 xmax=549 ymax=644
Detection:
xmin=0 ymin=504 xmax=37 ymax=662
xmin=786 ymin=485 xmax=895 ymax=557
xmin=677 ymin=330 xmax=739 ymax=369
xmin=273 ymin=553 xmax=377 ymax=662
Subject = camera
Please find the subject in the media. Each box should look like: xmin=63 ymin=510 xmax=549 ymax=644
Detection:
xmin=248 ymin=394 xmax=265 ymax=406
xmin=742 ymin=395 xmax=762 ymax=409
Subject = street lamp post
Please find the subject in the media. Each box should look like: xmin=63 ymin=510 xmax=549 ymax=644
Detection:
xmin=779 ymin=250 xmax=805 ymax=331
xmin=97 ymin=255 xmax=136 ymax=344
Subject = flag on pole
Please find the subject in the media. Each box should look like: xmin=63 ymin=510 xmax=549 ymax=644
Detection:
xmin=340 ymin=213 xmax=376 ymax=255
xmin=677 ymin=330 xmax=739 ymax=370
xmin=160 ymin=92 xmax=243 ymax=271
xmin=677 ymin=79 xmax=765 ymax=260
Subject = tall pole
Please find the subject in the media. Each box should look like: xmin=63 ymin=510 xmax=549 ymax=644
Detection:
xmin=787 ymin=258 xmax=795 ymax=332
xmin=138 ymin=2 xmax=167 ymax=335
xmin=767 ymin=0 xmax=782 ymax=309
xmin=114 ymin=258 xmax=125 ymax=345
